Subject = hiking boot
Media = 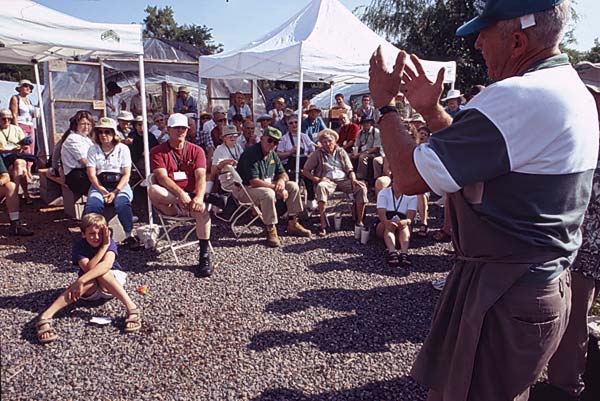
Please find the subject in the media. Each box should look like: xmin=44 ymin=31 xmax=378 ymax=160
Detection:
xmin=266 ymin=224 xmax=281 ymax=247
xmin=287 ymin=217 xmax=311 ymax=237
xmin=197 ymin=253 xmax=213 ymax=278
xmin=8 ymin=220 xmax=34 ymax=237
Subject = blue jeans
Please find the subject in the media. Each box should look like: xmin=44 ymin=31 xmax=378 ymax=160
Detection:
xmin=83 ymin=184 xmax=134 ymax=233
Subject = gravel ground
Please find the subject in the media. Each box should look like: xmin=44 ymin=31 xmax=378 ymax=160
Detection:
xmin=1 ymin=189 xmax=455 ymax=401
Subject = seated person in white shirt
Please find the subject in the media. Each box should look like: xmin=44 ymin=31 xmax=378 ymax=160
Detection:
xmin=207 ymin=128 xmax=243 ymax=194
xmin=149 ymin=113 xmax=169 ymax=144
xmin=375 ymin=177 xmax=417 ymax=268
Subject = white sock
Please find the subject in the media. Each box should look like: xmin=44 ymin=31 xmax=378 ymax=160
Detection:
xmin=9 ymin=212 xmax=19 ymax=221
xmin=125 ymin=231 xmax=132 ymax=238
xmin=206 ymin=181 xmax=214 ymax=193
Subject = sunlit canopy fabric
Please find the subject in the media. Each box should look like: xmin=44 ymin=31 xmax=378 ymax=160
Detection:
xmin=199 ymin=0 xmax=456 ymax=84
xmin=0 ymin=0 xmax=143 ymax=64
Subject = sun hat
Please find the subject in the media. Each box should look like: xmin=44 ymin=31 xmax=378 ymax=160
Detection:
xmin=223 ymin=125 xmax=240 ymax=137
xmin=262 ymin=126 xmax=282 ymax=141
xmin=178 ymin=86 xmax=190 ymax=93
xmin=456 ymin=0 xmax=565 ymax=36
xmin=95 ymin=117 xmax=117 ymax=132
xmin=575 ymin=62 xmax=600 ymax=94
xmin=133 ymin=116 xmax=144 ymax=124
xmin=0 ymin=109 xmax=12 ymax=118
xmin=212 ymin=105 xmax=226 ymax=114
xmin=15 ymin=79 xmax=34 ymax=91
xmin=361 ymin=117 xmax=375 ymax=124
xmin=107 ymin=81 xmax=122 ymax=93
xmin=307 ymin=105 xmax=322 ymax=113
xmin=117 ymin=111 xmax=134 ymax=121
xmin=317 ymin=128 xmax=339 ymax=143
xmin=441 ymin=89 xmax=464 ymax=102
xmin=167 ymin=113 xmax=189 ymax=128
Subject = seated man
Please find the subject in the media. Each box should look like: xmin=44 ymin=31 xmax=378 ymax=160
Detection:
xmin=0 ymin=156 xmax=33 ymax=236
xmin=0 ymin=109 xmax=35 ymax=205
xmin=149 ymin=113 xmax=213 ymax=277
xmin=337 ymin=113 xmax=360 ymax=153
xmin=238 ymin=119 xmax=259 ymax=150
xmin=302 ymin=129 xmax=368 ymax=237
xmin=235 ymin=127 xmax=311 ymax=247
xmin=352 ymin=117 xmax=383 ymax=183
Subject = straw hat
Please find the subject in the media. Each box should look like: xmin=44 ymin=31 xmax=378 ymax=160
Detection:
xmin=16 ymin=79 xmax=34 ymax=91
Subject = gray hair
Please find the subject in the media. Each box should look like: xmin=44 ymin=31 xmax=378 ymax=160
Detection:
xmin=497 ymin=0 xmax=571 ymax=48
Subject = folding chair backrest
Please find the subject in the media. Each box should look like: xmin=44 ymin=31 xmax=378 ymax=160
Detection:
xmin=218 ymin=165 xmax=242 ymax=193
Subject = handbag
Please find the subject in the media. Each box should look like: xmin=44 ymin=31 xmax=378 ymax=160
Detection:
xmin=98 ymin=172 xmax=122 ymax=186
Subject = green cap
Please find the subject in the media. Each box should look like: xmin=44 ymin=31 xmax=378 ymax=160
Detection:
xmin=263 ymin=126 xmax=282 ymax=141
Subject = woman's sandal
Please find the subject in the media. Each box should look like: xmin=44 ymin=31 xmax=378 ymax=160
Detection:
xmin=399 ymin=253 xmax=412 ymax=266
xmin=36 ymin=318 xmax=58 ymax=344
xmin=386 ymin=251 xmax=401 ymax=267
xmin=124 ymin=308 xmax=142 ymax=333
xmin=317 ymin=225 xmax=327 ymax=237
xmin=432 ymin=230 xmax=451 ymax=242
xmin=416 ymin=223 xmax=428 ymax=237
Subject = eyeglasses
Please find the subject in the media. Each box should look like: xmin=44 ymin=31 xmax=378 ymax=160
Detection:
xmin=97 ymin=129 xmax=114 ymax=135
xmin=1 ymin=117 xmax=11 ymax=121
xmin=266 ymin=137 xmax=279 ymax=145
xmin=217 ymin=118 xmax=227 ymax=123
xmin=244 ymin=126 xmax=255 ymax=130
xmin=154 ymin=119 xmax=164 ymax=123
xmin=288 ymin=121 xmax=298 ymax=125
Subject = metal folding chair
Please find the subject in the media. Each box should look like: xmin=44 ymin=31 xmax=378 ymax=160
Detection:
xmin=147 ymin=173 xmax=198 ymax=264
xmin=214 ymin=165 xmax=263 ymax=238
xmin=325 ymin=191 xmax=354 ymax=227
xmin=130 ymin=162 xmax=145 ymax=189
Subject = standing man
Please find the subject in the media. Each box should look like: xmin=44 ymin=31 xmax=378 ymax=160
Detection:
xmin=130 ymin=81 xmax=156 ymax=117
xmin=235 ymin=127 xmax=311 ymax=248
xmin=227 ymin=91 xmax=252 ymax=122
xmin=149 ymin=113 xmax=213 ymax=277
xmin=173 ymin=86 xmax=198 ymax=115
xmin=302 ymin=105 xmax=327 ymax=144
xmin=369 ymin=1 xmax=598 ymax=400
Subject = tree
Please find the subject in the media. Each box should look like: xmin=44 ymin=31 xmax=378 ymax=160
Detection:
xmin=142 ymin=5 xmax=222 ymax=54
xmin=361 ymin=0 xmax=487 ymax=91
xmin=583 ymin=38 xmax=600 ymax=63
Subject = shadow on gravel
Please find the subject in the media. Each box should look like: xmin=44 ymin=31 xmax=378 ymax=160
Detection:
xmin=249 ymin=282 xmax=435 ymax=354
xmin=251 ymin=375 xmax=426 ymax=401
xmin=309 ymin=253 xmax=452 ymax=276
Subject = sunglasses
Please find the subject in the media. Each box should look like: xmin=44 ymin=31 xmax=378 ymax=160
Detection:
xmin=217 ymin=118 xmax=227 ymax=123
xmin=1 ymin=117 xmax=11 ymax=121
xmin=288 ymin=121 xmax=298 ymax=125
xmin=97 ymin=129 xmax=114 ymax=135
xmin=154 ymin=119 xmax=164 ymax=123
xmin=266 ymin=137 xmax=279 ymax=145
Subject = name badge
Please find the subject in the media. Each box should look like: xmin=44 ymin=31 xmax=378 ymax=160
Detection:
xmin=173 ymin=171 xmax=187 ymax=181
xmin=264 ymin=177 xmax=272 ymax=184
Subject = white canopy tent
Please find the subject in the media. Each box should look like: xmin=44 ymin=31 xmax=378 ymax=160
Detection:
xmin=200 ymin=0 xmax=457 ymax=180
xmin=0 ymin=0 xmax=155 ymax=223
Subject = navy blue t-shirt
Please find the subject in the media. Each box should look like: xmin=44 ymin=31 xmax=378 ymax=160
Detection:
xmin=72 ymin=237 xmax=121 ymax=273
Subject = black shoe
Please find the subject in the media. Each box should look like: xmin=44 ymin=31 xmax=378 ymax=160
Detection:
xmin=529 ymin=382 xmax=579 ymax=401
xmin=204 ymin=192 xmax=228 ymax=210
xmin=122 ymin=236 xmax=141 ymax=251
xmin=197 ymin=254 xmax=213 ymax=277
xmin=8 ymin=221 xmax=34 ymax=236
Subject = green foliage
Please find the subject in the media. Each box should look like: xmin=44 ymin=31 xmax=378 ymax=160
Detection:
xmin=362 ymin=0 xmax=487 ymax=91
xmin=584 ymin=38 xmax=600 ymax=63
xmin=0 ymin=64 xmax=35 ymax=82
xmin=142 ymin=5 xmax=222 ymax=54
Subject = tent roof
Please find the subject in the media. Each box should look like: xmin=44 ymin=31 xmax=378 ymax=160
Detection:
xmin=199 ymin=0 xmax=456 ymax=84
xmin=0 ymin=0 xmax=143 ymax=65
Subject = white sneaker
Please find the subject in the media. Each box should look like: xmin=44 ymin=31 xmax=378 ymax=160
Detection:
xmin=132 ymin=215 xmax=139 ymax=223
xmin=431 ymin=276 xmax=447 ymax=291
xmin=307 ymin=199 xmax=318 ymax=211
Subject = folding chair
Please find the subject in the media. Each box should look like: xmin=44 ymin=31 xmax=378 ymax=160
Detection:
xmin=147 ymin=173 xmax=198 ymax=264
xmin=214 ymin=165 xmax=263 ymax=238
xmin=325 ymin=191 xmax=354 ymax=228
xmin=130 ymin=162 xmax=145 ymax=189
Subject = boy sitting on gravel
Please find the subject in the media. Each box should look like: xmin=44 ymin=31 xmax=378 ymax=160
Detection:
xmin=36 ymin=213 xmax=141 ymax=344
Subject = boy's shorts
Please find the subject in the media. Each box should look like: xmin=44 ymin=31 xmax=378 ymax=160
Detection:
xmin=80 ymin=270 xmax=127 ymax=301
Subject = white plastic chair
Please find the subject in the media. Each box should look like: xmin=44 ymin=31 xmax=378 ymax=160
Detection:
xmin=215 ymin=165 xmax=263 ymax=238
xmin=147 ymin=173 xmax=199 ymax=264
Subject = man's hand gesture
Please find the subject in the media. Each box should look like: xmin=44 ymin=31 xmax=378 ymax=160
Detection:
xmin=400 ymin=54 xmax=445 ymax=115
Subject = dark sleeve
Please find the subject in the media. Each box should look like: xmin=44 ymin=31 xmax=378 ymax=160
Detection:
xmin=72 ymin=239 xmax=85 ymax=265
xmin=236 ymin=150 xmax=253 ymax=185
xmin=425 ymin=109 xmax=510 ymax=187
xmin=0 ymin=157 xmax=7 ymax=175
xmin=273 ymin=153 xmax=286 ymax=176
xmin=107 ymin=239 xmax=119 ymax=259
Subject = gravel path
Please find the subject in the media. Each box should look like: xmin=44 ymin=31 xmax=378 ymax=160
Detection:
xmin=1 ymin=194 xmax=454 ymax=401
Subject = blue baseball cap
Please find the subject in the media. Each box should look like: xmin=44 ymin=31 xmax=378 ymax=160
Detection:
xmin=456 ymin=0 xmax=565 ymax=36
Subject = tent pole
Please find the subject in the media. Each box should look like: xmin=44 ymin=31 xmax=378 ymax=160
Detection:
xmin=138 ymin=55 xmax=153 ymax=227
xmin=295 ymin=70 xmax=304 ymax=183
xmin=328 ymin=81 xmax=334 ymax=128
xmin=251 ymin=80 xmax=257 ymax=123
xmin=33 ymin=62 xmax=49 ymax=163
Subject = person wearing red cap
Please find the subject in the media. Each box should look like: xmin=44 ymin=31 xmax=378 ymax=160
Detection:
xmin=369 ymin=0 xmax=598 ymax=400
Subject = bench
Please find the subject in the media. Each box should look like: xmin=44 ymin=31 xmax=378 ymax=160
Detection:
xmin=38 ymin=168 xmax=64 ymax=206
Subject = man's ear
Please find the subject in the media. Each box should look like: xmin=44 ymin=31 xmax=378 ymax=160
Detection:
xmin=512 ymin=30 xmax=530 ymax=58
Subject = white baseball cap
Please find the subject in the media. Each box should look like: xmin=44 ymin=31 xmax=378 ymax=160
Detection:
xmin=167 ymin=113 xmax=189 ymax=128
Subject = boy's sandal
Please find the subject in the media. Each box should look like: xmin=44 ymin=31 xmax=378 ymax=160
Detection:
xmin=432 ymin=230 xmax=451 ymax=242
xmin=124 ymin=308 xmax=142 ymax=333
xmin=399 ymin=253 xmax=412 ymax=266
xmin=317 ymin=226 xmax=327 ymax=237
xmin=416 ymin=223 xmax=428 ymax=237
xmin=36 ymin=318 xmax=58 ymax=344
xmin=386 ymin=251 xmax=401 ymax=267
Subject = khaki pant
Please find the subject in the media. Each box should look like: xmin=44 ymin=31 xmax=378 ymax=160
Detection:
xmin=547 ymin=271 xmax=600 ymax=396
xmin=233 ymin=181 xmax=302 ymax=225
xmin=315 ymin=178 xmax=368 ymax=204
xmin=356 ymin=153 xmax=383 ymax=181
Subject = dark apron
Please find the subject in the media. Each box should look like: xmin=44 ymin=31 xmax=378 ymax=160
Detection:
xmin=411 ymin=189 xmax=568 ymax=401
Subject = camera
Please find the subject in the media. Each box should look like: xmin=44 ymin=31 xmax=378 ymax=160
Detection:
xmin=203 ymin=192 xmax=228 ymax=210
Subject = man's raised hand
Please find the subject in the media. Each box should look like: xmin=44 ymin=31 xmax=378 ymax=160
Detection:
xmin=369 ymin=46 xmax=407 ymax=108
xmin=401 ymin=54 xmax=445 ymax=114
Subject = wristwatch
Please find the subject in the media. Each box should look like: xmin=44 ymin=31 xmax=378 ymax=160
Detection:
xmin=378 ymin=105 xmax=399 ymax=120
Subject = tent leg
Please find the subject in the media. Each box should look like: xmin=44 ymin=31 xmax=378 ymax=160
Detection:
xmin=328 ymin=81 xmax=334 ymax=128
xmin=33 ymin=62 xmax=49 ymax=163
xmin=295 ymin=70 xmax=304 ymax=183
xmin=251 ymin=80 xmax=258 ymax=123
xmin=138 ymin=55 xmax=153 ymax=227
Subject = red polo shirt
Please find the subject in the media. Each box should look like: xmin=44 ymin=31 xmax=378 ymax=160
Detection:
xmin=150 ymin=141 xmax=206 ymax=193
xmin=338 ymin=123 xmax=360 ymax=148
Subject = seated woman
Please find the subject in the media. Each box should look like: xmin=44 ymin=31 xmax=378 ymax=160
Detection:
xmin=208 ymin=128 xmax=243 ymax=194
xmin=376 ymin=178 xmax=417 ymax=267
xmin=83 ymin=117 xmax=139 ymax=250
xmin=276 ymin=115 xmax=316 ymax=209
xmin=61 ymin=110 xmax=95 ymax=195
xmin=127 ymin=115 xmax=158 ymax=176
xmin=302 ymin=129 xmax=368 ymax=237
xmin=149 ymin=112 xmax=169 ymax=144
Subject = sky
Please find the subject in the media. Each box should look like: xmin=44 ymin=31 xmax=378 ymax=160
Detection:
xmin=35 ymin=0 xmax=599 ymax=52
